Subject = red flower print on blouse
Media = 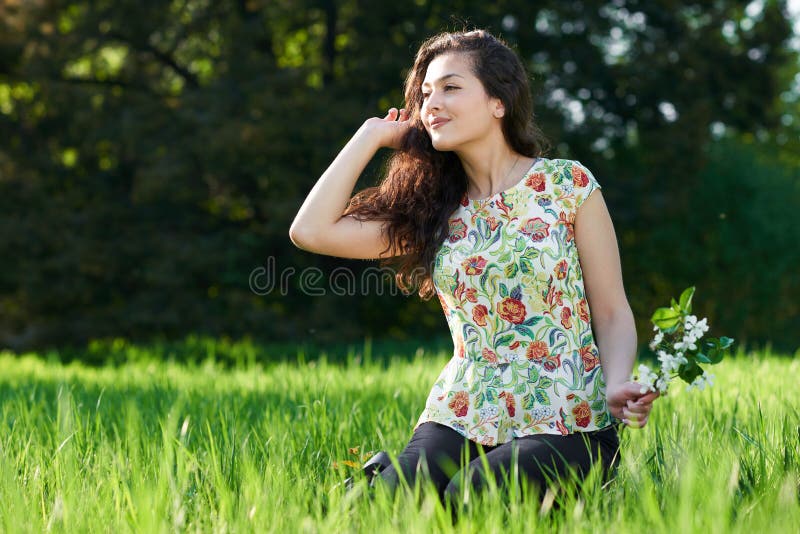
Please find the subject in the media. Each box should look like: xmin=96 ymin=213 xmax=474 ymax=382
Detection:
xmin=449 ymin=218 xmax=467 ymax=243
xmin=462 ymin=255 xmax=488 ymax=275
xmin=465 ymin=287 xmax=478 ymax=303
xmin=482 ymin=348 xmax=498 ymax=363
xmin=572 ymin=165 xmax=590 ymax=188
xmin=495 ymin=196 xmax=512 ymax=215
xmin=472 ymin=304 xmax=489 ymax=326
xmin=572 ymin=400 xmax=592 ymax=427
xmin=486 ymin=216 xmax=500 ymax=231
xmin=520 ymin=217 xmax=550 ymax=242
xmin=544 ymin=278 xmax=564 ymax=312
xmin=580 ymin=345 xmax=600 ymax=372
xmin=556 ymin=211 xmax=575 ymax=243
xmin=526 ymin=340 xmax=560 ymax=371
xmin=544 ymin=354 xmax=561 ymax=372
xmin=497 ymin=297 xmax=527 ymax=324
xmin=561 ymin=307 xmax=573 ymax=329
xmin=453 ymin=281 xmax=466 ymax=302
xmin=500 ymin=391 xmax=516 ymax=418
xmin=554 ymin=259 xmax=568 ymax=280
xmin=578 ymin=298 xmax=590 ymax=323
xmin=448 ymin=391 xmax=469 ymax=417
xmin=509 ymin=340 xmax=520 ymax=350
xmin=526 ymin=340 xmax=549 ymax=361
xmin=460 ymin=192 xmax=469 ymax=207
xmin=524 ymin=172 xmax=546 ymax=192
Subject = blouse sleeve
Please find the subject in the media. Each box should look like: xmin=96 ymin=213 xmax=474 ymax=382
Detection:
xmin=571 ymin=160 xmax=602 ymax=210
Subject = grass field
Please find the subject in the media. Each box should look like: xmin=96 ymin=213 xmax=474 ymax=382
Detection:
xmin=0 ymin=339 xmax=798 ymax=532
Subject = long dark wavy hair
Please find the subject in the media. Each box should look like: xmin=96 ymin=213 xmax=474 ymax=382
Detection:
xmin=343 ymin=29 xmax=552 ymax=299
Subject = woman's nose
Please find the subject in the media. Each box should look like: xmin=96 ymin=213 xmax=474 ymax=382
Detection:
xmin=424 ymin=90 xmax=442 ymax=111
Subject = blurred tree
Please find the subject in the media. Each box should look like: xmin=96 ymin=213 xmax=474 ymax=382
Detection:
xmin=0 ymin=0 xmax=796 ymax=353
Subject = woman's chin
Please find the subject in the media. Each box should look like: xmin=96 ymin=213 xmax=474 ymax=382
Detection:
xmin=431 ymin=138 xmax=456 ymax=152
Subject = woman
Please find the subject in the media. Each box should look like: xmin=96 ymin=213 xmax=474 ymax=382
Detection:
xmin=289 ymin=29 xmax=659 ymax=509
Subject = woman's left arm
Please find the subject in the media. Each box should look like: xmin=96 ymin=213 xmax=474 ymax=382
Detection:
xmin=574 ymin=189 xmax=659 ymax=428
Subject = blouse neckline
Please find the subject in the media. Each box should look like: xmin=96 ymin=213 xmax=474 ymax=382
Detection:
xmin=464 ymin=157 xmax=543 ymax=209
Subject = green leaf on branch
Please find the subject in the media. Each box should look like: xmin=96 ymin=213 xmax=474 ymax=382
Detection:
xmin=719 ymin=336 xmax=734 ymax=349
xmin=703 ymin=338 xmax=726 ymax=364
xmin=679 ymin=286 xmax=695 ymax=314
xmin=663 ymin=323 xmax=680 ymax=335
xmin=678 ymin=362 xmax=703 ymax=383
xmin=695 ymin=352 xmax=712 ymax=364
xmin=651 ymin=307 xmax=681 ymax=330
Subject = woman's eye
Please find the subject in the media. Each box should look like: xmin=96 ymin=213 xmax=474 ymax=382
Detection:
xmin=422 ymin=93 xmax=430 ymax=99
xmin=444 ymin=85 xmax=458 ymax=90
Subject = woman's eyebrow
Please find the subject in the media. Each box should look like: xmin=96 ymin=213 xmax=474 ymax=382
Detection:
xmin=421 ymin=73 xmax=465 ymax=88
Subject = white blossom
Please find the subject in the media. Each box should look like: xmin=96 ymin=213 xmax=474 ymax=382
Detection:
xmin=686 ymin=371 xmax=714 ymax=392
xmin=655 ymin=375 xmax=669 ymax=393
xmin=657 ymin=350 xmax=686 ymax=374
xmin=690 ymin=317 xmax=709 ymax=340
xmin=649 ymin=330 xmax=664 ymax=350
xmin=636 ymin=364 xmax=658 ymax=394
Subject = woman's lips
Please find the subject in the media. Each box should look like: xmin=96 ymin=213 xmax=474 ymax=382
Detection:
xmin=431 ymin=119 xmax=450 ymax=129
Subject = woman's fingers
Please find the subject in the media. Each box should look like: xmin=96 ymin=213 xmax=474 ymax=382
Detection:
xmin=622 ymin=414 xmax=649 ymax=428
xmin=622 ymin=404 xmax=650 ymax=426
xmin=626 ymin=400 xmax=652 ymax=415
xmin=637 ymin=391 xmax=661 ymax=404
xmin=384 ymin=107 xmax=410 ymax=122
xmin=623 ymin=405 xmax=649 ymax=419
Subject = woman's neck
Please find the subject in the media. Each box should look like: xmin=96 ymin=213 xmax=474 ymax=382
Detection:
xmin=456 ymin=136 xmax=530 ymax=199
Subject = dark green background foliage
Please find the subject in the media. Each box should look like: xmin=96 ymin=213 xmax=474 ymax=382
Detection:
xmin=0 ymin=0 xmax=798 ymax=354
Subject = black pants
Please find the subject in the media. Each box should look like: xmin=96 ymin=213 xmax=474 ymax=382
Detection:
xmin=372 ymin=421 xmax=621 ymax=507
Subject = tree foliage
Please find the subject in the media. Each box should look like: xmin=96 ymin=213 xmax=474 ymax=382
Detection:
xmin=0 ymin=0 xmax=796 ymax=352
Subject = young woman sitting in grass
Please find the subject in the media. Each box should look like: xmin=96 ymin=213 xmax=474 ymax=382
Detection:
xmin=290 ymin=28 xmax=659 ymax=512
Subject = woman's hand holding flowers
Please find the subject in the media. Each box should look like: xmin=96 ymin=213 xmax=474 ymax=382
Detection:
xmin=606 ymin=381 xmax=660 ymax=429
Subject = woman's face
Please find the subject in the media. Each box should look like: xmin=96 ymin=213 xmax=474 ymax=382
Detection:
xmin=420 ymin=52 xmax=503 ymax=152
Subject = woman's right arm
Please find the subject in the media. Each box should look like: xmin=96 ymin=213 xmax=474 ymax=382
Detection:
xmin=289 ymin=108 xmax=411 ymax=260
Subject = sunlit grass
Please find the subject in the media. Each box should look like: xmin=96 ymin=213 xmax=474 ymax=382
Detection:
xmin=0 ymin=342 xmax=798 ymax=532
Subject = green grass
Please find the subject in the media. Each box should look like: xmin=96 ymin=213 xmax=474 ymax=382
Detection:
xmin=0 ymin=341 xmax=798 ymax=532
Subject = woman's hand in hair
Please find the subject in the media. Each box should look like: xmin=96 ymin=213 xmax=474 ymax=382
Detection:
xmin=361 ymin=107 xmax=412 ymax=150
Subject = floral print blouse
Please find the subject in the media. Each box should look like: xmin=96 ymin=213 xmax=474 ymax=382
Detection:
xmin=414 ymin=157 xmax=615 ymax=446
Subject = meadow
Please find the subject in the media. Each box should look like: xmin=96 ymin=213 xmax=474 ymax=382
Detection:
xmin=0 ymin=338 xmax=798 ymax=533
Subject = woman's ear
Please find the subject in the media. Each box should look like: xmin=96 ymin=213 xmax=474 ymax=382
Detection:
xmin=492 ymin=99 xmax=505 ymax=119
